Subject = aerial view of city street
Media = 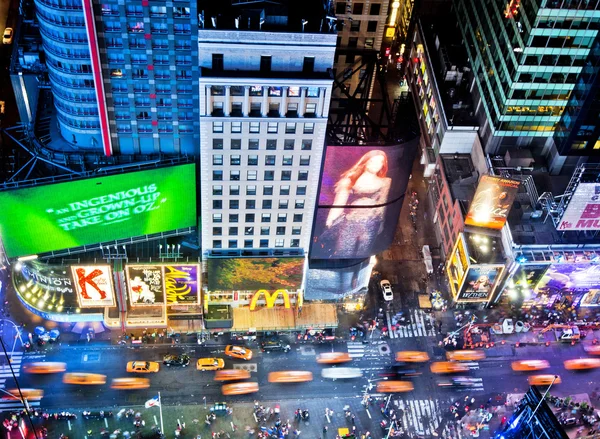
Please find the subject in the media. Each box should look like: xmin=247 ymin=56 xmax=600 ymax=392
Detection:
xmin=0 ymin=0 xmax=599 ymax=437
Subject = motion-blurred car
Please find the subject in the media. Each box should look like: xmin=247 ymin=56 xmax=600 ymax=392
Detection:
xmin=221 ymin=382 xmax=259 ymax=395
xmin=63 ymin=373 xmax=107 ymax=385
xmin=564 ymin=358 xmax=600 ymax=370
xmin=396 ymin=351 xmax=429 ymax=363
xmin=430 ymin=362 xmax=469 ymax=374
xmin=214 ymin=369 xmax=252 ymax=381
xmin=110 ymin=377 xmax=150 ymax=390
xmin=528 ymin=375 xmax=562 ymax=386
xmin=380 ymin=280 xmax=393 ymax=301
xmin=321 ymin=367 xmax=363 ymax=380
xmin=268 ymin=371 xmax=313 ymax=383
xmin=316 ymin=352 xmax=352 ymax=364
xmin=446 ymin=350 xmax=486 ymax=361
xmin=584 ymin=345 xmax=600 ymax=355
xmin=260 ymin=340 xmax=291 ymax=353
xmin=197 ymin=358 xmax=225 ymax=371
xmin=224 ymin=345 xmax=253 ymax=361
xmin=2 ymin=388 xmax=43 ymax=400
xmin=126 ymin=361 xmax=160 ymax=373
xmin=163 ymin=354 xmax=190 ymax=367
xmin=511 ymin=360 xmax=550 ymax=372
xmin=376 ymin=381 xmax=414 ymax=393
xmin=378 ymin=366 xmax=422 ymax=379
xmin=23 ymin=362 xmax=67 ymax=374
xmin=437 ymin=377 xmax=483 ymax=389
xmin=3 ymin=28 xmax=13 ymax=44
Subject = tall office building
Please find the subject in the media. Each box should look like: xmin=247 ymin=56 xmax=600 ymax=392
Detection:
xmin=34 ymin=0 xmax=198 ymax=156
xmin=454 ymin=0 xmax=600 ymax=168
xmin=198 ymin=1 xmax=337 ymax=257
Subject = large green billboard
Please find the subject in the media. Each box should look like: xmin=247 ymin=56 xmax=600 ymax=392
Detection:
xmin=0 ymin=164 xmax=197 ymax=258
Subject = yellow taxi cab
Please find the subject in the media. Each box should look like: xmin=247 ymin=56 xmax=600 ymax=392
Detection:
xmin=396 ymin=351 xmax=430 ymax=363
xmin=224 ymin=345 xmax=253 ymax=361
xmin=316 ymin=352 xmax=352 ymax=364
xmin=268 ymin=371 xmax=313 ymax=383
xmin=511 ymin=360 xmax=550 ymax=372
xmin=446 ymin=350 xmax=486 ymax=362
xmin=430 ymin=362 xmax=470 ymax=374
xmin=528 ymin=375 xmax=562 ymax=386
xmin=376 ymin=381 xmax=414 ymax=393
xmin=197 ymin=358 xmax=225 ymax=371
xmin=214 ymin=369 xmax=252 ymax=381
xmin=222 ymin=382 xmax=259 ymax=395
xmin=110 ymin=377 xmax=150 ymax=390
xmin=63 ymin=372 xmax=107 ymax=385
xmin=23 ymin=362 xmax=67 ymax=374
xmin=564 ymin=358 xmax=600 ymax=370
xmin=126 ymin=361 xmax=160 ymax=373
xmin=2 ymin=389 xmax=44 ymax=401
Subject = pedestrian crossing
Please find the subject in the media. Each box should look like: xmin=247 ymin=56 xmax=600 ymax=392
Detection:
xmin=0 ymin=351 xmax=41 ymax=412
xmin=347 ymin=342 xmax=366 ymax=359
xmin=393 ymin=398 xmax=461 ymax=438
xmin=391 ymin=309 xmax=437 ymax=338
xmin=346 ymin=341 xmax=393 ymax=360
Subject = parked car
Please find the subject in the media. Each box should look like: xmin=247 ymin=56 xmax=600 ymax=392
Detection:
xmin=380 ymin=280 xmax=393 ymax=301
xmin=163 ymin=354 xmax=191 ymax=367
xmin=260 ymin=339 xmax=291 ymax=353
xmin=3 ymin=28 xmax=13 ymax=44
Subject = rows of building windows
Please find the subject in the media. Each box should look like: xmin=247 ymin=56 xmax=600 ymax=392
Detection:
xmin=212 ymin=238 xmax=301 ymax=249
xmin=212 ymin=121 xmax=315 ymax=135
xmin=212 ymin=170 xmax=310 ymax=182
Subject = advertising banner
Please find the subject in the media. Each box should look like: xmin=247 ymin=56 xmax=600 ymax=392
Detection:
xmin=126 ymin=265 xmax=165 ymax=306
xmin=458 ymin=265 xmax=504 ymax=302
xmin=537 ymin=263 xmax=600 ymax=290
xmin=164 ymin=264 xmax=200 ymax=305
xmin=70 ymin=265 xmax=116 ymax=308
xmin=311 ymin=141 xmax=418 ymax=259
xmin=511 ymin=264 xmax=550 ymax=290
xmin=304 ymin=259 xmax=372 ymax=300
xmin=207 ymin=258 xmax=304 ymax=291
xmin=447 ymin=234 xmax=469 ymax=299
xmin=557 ymin=183 xmax=600 ymax=231
xmin=464 ymin=175 xmax=520 ymax=230
xmin=0 ymin=164 xmax=196 ymax=258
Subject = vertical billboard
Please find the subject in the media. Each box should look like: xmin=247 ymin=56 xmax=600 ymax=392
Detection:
xmin=464 ymin=175 xmax=520 ymax=230
xmin=126 ymin=265 xmax=165 ymax=306
xmin=311 ymin=140 xmax=418 ymax=259
xmin=70 ymin=265 xmax=116 ymax=308
xmin=446 ymin=234 xmax=469 ymax=299
xmin=557 ymin=183 xmax=600 ymax=231
xmin=0 ymin=164 xmax=197 ymax=258
xmin=164 ymin=264 xmax=200 ymax=305
xmin=458 ymin=265 xmax=504 ymax=302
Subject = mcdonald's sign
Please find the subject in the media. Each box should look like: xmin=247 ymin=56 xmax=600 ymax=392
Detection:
xmin=249 ymin=289 xmax=291 ymax=311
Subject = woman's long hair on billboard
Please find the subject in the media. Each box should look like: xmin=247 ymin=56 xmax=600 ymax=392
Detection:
xmin=334 ymin=150 xmax=389 ymax=194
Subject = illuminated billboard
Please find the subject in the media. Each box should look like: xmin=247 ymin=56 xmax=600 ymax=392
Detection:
xmin=458 ymin=265 xmax=504 ymax=302
xmin=164 ymin=264 xmax=200 ymax=305
xmin=311 ymin=141 xmax=417 ymax=259
xmin=0 ymin=164 xmax=196 ymax=258
xmin=70 ymin=265 xmax=115 ymax=308
xmin=304 ymin=259 xmax=373 ymax=300
xmin=538 ymin=263 xmax=600 ymax=291
xmin=511 ymin=264 xmax=550 ymax=290
xmin=446 ymin=234 xmax=469 ymax=299
xmin=207 ymin=257 xmax=304 ymax=291
xmin=126 ymin=265 xmax=165 ymax=306
xmin=558 ymin=183 xmax=600 ymax=231
xmin=464 ymin=175 xmax=520 ymax=230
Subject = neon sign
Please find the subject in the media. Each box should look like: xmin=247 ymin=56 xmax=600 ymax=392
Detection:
xmin=504 ymin=0 xmax=520 ymax=18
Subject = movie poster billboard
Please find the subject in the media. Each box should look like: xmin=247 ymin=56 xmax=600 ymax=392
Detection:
xmin=126 ymin=265 xmax=165 ymax=306
xmin=557 ymin=183 xmax=600 ymax=231
xmin=164 ymin=264 xmax=200 ymax=305
xmin=446 ymin=234 xmax=469 ymax=299
xmin=458 ymin=265 xmax=504 ymax=302
xmin=70 ymin=265 xmax=116 ymax=308
xmin=207 ymin=258 xmax=304 ymax=291
xmin=464 ymin=175 xmax=520 ymax=230
xmin=537 ymin=263 xmax=600 ymax=290
xmin=311 ymin=140 xmax=418 ymax=259
xmin=511 ymin=264 xmax=550 ymax=290
xmin=0 ymin=164 xmax=196 ymax=258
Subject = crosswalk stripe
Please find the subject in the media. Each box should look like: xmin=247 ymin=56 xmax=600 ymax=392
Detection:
xmin=391 ymin=398 xmax=461 ymax=438
xmin=0 ymin=373 xmax=20 ymax=379
xmin=0 ymin=401 xmax=40 ymax=412
xmin=392 ymin=310 xmax=438 ymax=338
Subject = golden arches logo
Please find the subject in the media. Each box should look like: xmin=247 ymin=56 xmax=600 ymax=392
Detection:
xmin=249 ymin=289 xmax=290 ymax=311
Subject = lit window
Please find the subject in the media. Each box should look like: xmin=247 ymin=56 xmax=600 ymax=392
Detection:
xmin=213 ymin=214 xmax=222 ymax=223
xmin=231 ymin=122 xmax=242 ymax=133
xmin=249 ymin=122 xmax=260 ymax=133
xmin=213 ymin=122 xmax=223 ymax=133
xmin=275 ymin=239 xmax=285 ymax=248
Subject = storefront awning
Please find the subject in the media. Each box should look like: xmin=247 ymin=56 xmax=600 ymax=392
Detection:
xmin=231 ymin=304 xmax=338 ymax=332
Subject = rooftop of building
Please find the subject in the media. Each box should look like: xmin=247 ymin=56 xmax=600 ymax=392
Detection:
xmin=418 ymin=18 xmax=478 ymax=127
xmin=440 ymin=153 xmax=480 ymax=212
xmin=9 ymin=21 xmax=46 ymax=75
xmin=197 ymin=0 xmax=336 ymax=34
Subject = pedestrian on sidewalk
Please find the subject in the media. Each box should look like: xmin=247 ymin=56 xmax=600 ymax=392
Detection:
xmin=323 ymin=426 xmax=328 ymax=436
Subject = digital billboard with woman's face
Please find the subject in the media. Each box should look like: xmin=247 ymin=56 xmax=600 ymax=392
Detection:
xmin=311 ymin=141 xmax=417 ymax=259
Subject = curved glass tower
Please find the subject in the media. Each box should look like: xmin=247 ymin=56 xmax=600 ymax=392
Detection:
xmin=34 ymin=0 xmax=103 ymax=150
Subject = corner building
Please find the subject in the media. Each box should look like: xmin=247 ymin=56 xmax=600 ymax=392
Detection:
xmin=198 ymin=4 xmax=337 ymax=257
